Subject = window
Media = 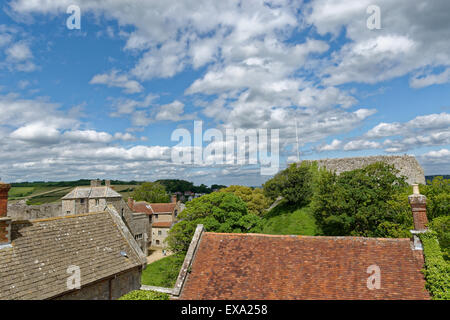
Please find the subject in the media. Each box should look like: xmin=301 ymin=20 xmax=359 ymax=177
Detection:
xmin=158 ymin=230 xmax=162 ymax=236
xmin=95 ymin=199 xmax=100 ymax=206
xmin=134 ymin=234 xmax=143 ymax=240
xmin=156 ymin=240 xmax=160 ymax=245
xmin=80 ymin=198 xmax=84 ymax=204
xmin=121 ymin=208 xmax=124 ymax=218
xmin=66 ymin=211 xmax=71 ymax=214
xmin=154 ymin=214 xmax=158 ymax=220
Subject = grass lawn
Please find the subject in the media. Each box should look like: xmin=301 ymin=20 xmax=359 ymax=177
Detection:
xmin=260 ymin=202 xmax=320 ymax=236
xmin=141 ymin=254 xmax=185 ymax=287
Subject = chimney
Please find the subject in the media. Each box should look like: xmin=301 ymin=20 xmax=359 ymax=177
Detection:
xmin=128 ymin=197 xmax=134 ymax=210
xmin=408 ymin=184 xmax=428 ymax=232
xmin=0 ymin=182 xmax=12 ymax=246
xmin=91 ymin=179 xmax=100 ymax=187
xmin=171 ymin=194 xmax=177 ymax=204
xmin=105 ymin=180 xmax=111 ymax=187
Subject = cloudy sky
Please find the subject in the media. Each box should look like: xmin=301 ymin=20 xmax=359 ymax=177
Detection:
xmin=0 ymin=0 xmax=449 ymax=185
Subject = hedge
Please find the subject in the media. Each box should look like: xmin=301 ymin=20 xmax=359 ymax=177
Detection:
xmin=419 ymin=231 xmax=450 ymax=300
xmin=118 ymin=290 xmax=170 ymax=300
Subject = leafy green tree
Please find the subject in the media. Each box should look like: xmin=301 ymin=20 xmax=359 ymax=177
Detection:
xmin=219 ymin=185 xmax=271 ymax=216
xmin=130 ymin=182 xmax=170 ymax=203
xmin=311 ymin=162 xmax=410 ymax=237
xmin=167 ymin=192 xmax=262 ymax=252
xmin=421 ymin=176 xmax=450 ymax=221
xmin=263 ymin=162 xmax=318 ymax=206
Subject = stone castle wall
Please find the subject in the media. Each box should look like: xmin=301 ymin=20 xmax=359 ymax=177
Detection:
xmin=301 ymin=155 xmax=425 ymax=185
xmin=7 ymin=200 xmax=62 ymax=221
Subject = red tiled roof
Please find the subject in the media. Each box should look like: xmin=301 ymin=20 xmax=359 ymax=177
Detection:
xmin=180 ymin=232 xmax=430 ymax=300
xmin=152 ymin=221 xmax=172 ymax=228
xmin=150 ymin=203 xmax=176 ymax=213
xmin=131 ymin=201 xmax=176 ymax=215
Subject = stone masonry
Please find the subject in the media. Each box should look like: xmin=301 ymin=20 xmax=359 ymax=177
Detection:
xmin=301 ymin=155 xmax=425 ymax=185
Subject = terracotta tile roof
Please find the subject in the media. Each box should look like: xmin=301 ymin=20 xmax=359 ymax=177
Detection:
xmin=0 ymin=210 xmax=145 ymax=300
xmin=152 ymin=222 xmax=172 ymax=228
xmin=132 ymin=201 xmax=176 ymax=215
xmin=180 ymin=232 xmax=430 ymax=300
xmin=61 ymin=186 xmax=122 ymax=199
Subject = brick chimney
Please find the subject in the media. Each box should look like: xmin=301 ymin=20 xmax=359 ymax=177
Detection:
xmin=91 ymin=179 xmax=100 ymax=187
xmin=0 ymin=182 xmax=12 ymax=246
xmin=171 ymin=194 xmax=177 ymax=204
xmin=105 ymin=180 xmax=111 ymax=187
xmin=128 ymin=197 xmax=134 ymax=210
xmin=408 ymin=184 xmax=428 ymax=232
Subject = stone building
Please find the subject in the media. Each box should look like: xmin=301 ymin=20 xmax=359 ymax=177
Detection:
xmin=61 ymin=180 xmax=149 ymax=255
xmin=0 ymin=182 xmax=147 ymax=300
xmin=128 ymin=195 xmax=181 ymax=249
xmin=300 ymin=155 xmax=425 ymax=185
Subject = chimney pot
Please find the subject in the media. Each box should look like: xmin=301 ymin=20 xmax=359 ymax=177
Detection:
xmin=412 ymin=184 xmax=420 ymax=195
xmin=171 ymin=194 xmax=177 ymax=203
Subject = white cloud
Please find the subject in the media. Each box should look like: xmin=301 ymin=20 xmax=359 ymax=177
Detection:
xmin=410 ymin=68 xmax=450 ymax=88
xmin=90 ymin=70 xmax=143 ymax=94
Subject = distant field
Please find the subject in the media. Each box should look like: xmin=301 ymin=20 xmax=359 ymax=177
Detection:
xmin=260 ymin=202 xmax=320 ymax=236
xmin=8 ymin=184 xmax=138 ymax=205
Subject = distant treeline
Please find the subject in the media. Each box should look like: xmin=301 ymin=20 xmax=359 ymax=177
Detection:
xmin=10 ymin=179 xmax=227 ymax=193
xmin=11 ymin=179 xmax=142 ymax=188
xmin=155 ymin=179 xmax=226 ymax=194
xmin=426 ymin=175 xmax=450 ymax=184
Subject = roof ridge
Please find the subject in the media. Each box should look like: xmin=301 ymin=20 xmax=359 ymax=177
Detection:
xmin=204 ymin=232 xmax=411 ymax=241
xmin=16 ymin=211 xmax=107 ymax=223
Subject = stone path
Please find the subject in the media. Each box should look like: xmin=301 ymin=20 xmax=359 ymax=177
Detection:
xmin=146 ymin=249 xmax=173 ymax=264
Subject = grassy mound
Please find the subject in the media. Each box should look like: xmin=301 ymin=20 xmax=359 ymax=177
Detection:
xmin=260 ymin=202 xmax=320 ymax=236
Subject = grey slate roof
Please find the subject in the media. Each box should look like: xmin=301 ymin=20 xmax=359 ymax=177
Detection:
xmin=61 ymin=186 xmax=122 ymax=200
xmin=0 ymin=208 xmax=146 ymax=300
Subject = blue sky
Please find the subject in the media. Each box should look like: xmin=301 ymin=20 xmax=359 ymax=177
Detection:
xmin=0 ymin=0 xmax=449 ymax=186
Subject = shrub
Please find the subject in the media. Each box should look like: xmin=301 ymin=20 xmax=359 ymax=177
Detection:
xmin=118 ymin=290 xmax=170 ymax=300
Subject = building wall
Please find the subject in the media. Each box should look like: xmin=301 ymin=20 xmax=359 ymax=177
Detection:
xmin=54 ymin=268 xmax=141 ymax=300
xmin=108 ymin=198 xmax=149 ymax=255
xmin=88 ymin=198 xmax=108 ymax=213
xmin=151 ymin=227 xmax=170 ymax=248
xmin=8 ymin=201 xmax=62 ymax=221
xmin=301 ymin=155 xmax=425 ymax=185
xmin=152 ymin=212 xmax=173 ymax=223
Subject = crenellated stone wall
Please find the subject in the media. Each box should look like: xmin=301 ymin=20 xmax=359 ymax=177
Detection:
xmin=301 ymin=155 xmax=425 ymax=185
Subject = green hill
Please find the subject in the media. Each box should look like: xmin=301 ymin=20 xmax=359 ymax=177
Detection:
xmin=260 ymin=201 xmax=320 ymax=236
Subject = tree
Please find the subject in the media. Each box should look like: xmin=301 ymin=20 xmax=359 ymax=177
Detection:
xmin=219 ymin=185 xmax=271 ymax=216
xmin=421 ymin=176 xmax=450 ymax=221
xmin=311 ymin=162 xmax=410 ymax=237
xmin=263 ymin=162 xmax=317 ymax=206
xmin=130 ymin=182 xmax=170 ymax=203
xmin=166 ymin=192 xmax=262 ymax=252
